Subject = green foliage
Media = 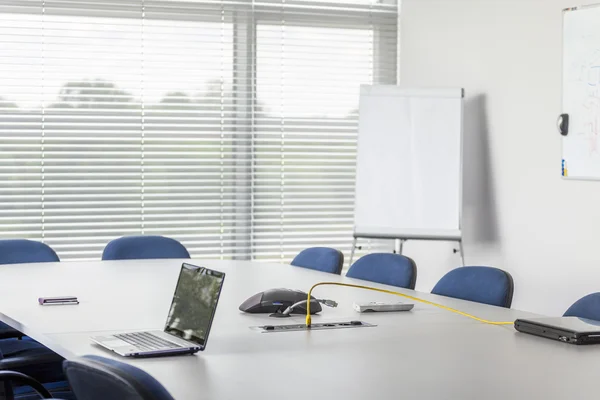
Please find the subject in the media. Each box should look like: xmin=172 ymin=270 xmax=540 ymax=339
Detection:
xmin=47 ymin=79 xmax=137 ymax=109
xmin=0 ymin=97 xmax=18 ymax=109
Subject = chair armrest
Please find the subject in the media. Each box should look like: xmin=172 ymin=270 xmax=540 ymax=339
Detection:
xmin=0 ymin=370 xmax=53 ymax=399
xmin=0 ymin=328 xmax=24 ymax=340
xmin=0 ymin=353 xmax=64 ymax=371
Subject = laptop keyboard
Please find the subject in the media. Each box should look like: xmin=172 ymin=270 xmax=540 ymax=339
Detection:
xmin=115 ymin=332 xmax=183 ymax=352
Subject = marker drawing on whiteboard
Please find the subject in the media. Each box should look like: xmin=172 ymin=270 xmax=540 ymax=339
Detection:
xmin=562 ymin=159 xmax=569 ymax=177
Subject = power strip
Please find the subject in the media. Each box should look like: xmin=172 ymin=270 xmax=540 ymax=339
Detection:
xmin=256 ymin=320 xmax=376 ymax=333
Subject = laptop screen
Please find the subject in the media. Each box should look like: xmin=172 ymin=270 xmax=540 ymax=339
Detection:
xmin=164 ymin=263 xmax=226 ymax=348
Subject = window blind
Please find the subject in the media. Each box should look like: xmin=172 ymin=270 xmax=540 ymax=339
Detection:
xmin=0 ymin=1 xmax=44 ymax=244
xmin=252 ymin=0 xmax=398 ymax=262
xmin=0 ymin=0 xmax=397 ymax=261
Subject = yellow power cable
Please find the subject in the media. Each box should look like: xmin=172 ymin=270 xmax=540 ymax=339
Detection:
xmin=305 ymin=282 xmax=514 ymax=327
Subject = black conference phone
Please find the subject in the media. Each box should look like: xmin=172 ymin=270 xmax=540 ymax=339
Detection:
xmin=239 ymin=288 xmax=322 ymax=315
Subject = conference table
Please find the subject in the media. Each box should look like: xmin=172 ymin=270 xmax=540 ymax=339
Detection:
xmin=0 ymin=259 xmax=599 ymax=399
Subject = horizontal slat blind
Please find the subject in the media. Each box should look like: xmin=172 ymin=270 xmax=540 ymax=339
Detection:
xmin=142 ymin=3 xmax=245 ymax=259
xmin=253 ymin=0 xmax=398 ymax=263
xmin=42 ymin=0 xmax=144 ymax=258
xmin=0 ymin=1 xmax=43 ymax=241
xmin=0 ymin=0 xmax=397 ymax=262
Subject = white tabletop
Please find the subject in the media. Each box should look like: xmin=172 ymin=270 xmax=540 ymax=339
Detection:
xmin=0 ymin=259 xmax=599 ymax=400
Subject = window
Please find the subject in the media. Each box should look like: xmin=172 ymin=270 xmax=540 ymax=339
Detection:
xmin=0 ymin=0 xmax=397 ymax=261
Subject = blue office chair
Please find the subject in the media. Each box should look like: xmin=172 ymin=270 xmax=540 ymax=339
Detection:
xmin=291 ymin=247 xmax=344 ymax=275
xmin=0 ymin=240 xmax=59 ymax=266
xmin=63 ymin=355 xmax=174 ymax=400
xmin=564 ymin=293 xmax=600 ymax=321
xmin=0 ymin=340 xmax=71 ymax=399
xmin=0 ymin=370 xmax=58 ymax=400
xmin=0 ymin=369 xmax=73 ymax=400
xmin=431 ymin=266 xmax=514 ymax=308
xmin=0 ymin=240 xmax=70 ymax=397
xmin=346 ymin=253 xmax=417 ymax=289
xmin=102 ymin=236 xmax=190 ymax=261
xmin=0 ymin=240 xmax=60 ymax=339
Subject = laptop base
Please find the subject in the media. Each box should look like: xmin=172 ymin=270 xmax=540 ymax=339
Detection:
xmin=515 ymin=318 xmax=600 ymax=345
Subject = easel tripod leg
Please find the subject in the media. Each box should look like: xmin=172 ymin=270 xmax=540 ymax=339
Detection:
xmin=349 ymin=237 xmax=357 ymax=266
xmin=394 ymin=239 xmax=405 ymax=254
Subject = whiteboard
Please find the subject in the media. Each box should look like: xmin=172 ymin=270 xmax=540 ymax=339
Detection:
xmin=354 ymin=86 xmax=463 ymax=240
xmin=562 ymin=5 xmax=600 ymax=180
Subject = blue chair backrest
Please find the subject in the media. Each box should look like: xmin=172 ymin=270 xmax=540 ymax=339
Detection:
xmin=291 ymin=247 xmax=344 ymax=275
xmin=63 ymin=355 xmax=174 ymax=400
xmin=346 ymin=253 xmax=417 ymax=289
xmin=0 ymin=239 xmax=59 ymax=265
xmin=564 ymin=293 xmax=600 ymax=321
xmin=102 ymin=236 xmax=190 ymax=260
xmin=431 ymin=266 xmax=514 ymax=308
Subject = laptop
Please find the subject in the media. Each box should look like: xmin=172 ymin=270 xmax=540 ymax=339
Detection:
xmin=92 ymin=263 xmax=226 ymax=357
xmin=514 ymin=317 xmax=600 ymax=345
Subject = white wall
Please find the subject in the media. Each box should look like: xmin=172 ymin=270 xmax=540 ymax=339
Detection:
xmin=400 ymin=0 xmax=600 ymax=316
